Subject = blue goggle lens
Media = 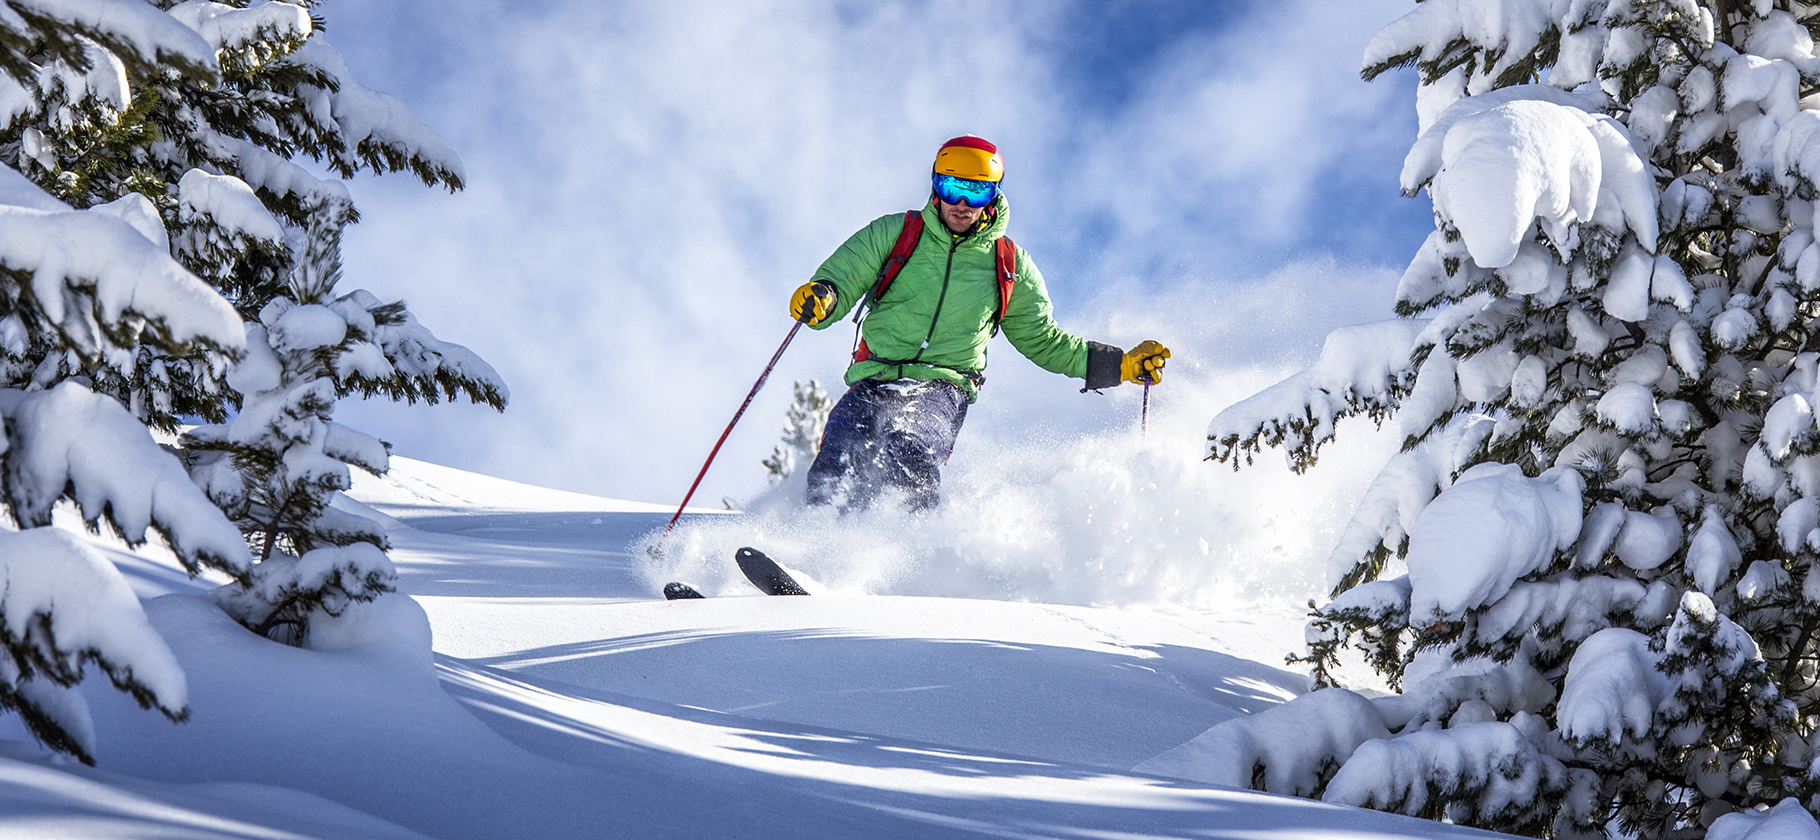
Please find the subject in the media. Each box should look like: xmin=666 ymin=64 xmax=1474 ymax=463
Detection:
xmin=933 ymin=173 xmax=999 ymax=207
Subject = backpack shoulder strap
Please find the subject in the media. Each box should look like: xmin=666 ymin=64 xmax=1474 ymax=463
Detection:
xmin=991 ymin=236 xmax=1017 ymax=337
xmin=851 ymin=210 xmax=924 ymax=324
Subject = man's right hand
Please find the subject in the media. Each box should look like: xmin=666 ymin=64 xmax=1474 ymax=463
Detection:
xmin=1121 ymin=340 xmax=1171 ymax=384
xmin=791 ymin=282 xmax=836 ymax=325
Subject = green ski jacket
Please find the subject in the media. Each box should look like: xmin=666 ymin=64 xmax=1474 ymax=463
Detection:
xmin=807 ymin=195 xmax=1121 ymax=401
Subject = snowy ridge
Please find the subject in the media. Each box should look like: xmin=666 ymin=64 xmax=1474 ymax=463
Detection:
xmin=349 ymin=454 xmax=680 ymax=514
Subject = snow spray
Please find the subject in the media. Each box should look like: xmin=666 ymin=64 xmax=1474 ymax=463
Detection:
xmin=639 ymin=387 xmax=1399 ymax=609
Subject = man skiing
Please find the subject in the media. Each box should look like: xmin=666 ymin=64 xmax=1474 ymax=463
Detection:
xmin=789 ymin=135 xmax=1171 ymax=511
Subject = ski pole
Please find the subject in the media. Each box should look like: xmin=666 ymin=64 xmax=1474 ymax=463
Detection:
xmin=1141 ymin=376 xmax=1151 ymax=439
xmin=659 ymin=283 xmax=829 ymax=544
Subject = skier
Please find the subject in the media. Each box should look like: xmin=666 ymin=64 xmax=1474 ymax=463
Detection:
xmin=789 ymin=135 xmax=1171 ymax=511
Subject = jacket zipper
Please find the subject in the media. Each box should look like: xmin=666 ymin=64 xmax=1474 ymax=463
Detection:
xmin=908 ymin=236 xmax=961 ymax=365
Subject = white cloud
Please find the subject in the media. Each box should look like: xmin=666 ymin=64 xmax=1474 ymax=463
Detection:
xmin=328 ymin=0 xmax=1427 ymax=510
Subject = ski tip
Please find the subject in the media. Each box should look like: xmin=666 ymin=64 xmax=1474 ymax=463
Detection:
xmin=734 ymin=547 xmax=810 ymax=596
xmin=663 ymin=581 xmax=706 ymax=600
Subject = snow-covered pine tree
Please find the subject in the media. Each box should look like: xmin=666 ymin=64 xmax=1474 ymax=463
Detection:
xmin=0 ymin=3 xmax=256 ymax=763
xmin=1186 ymin=1 xmax=1820 ymax=837
xmin=4 ymin=0 xmax=468 ymax=432
xmin=1 ymin=0 xmax=505 ymax=645
xmin=183 ymin=198 xmax=505 ymax=643
xmin=762 ymin=379 xmax=833 ymax=484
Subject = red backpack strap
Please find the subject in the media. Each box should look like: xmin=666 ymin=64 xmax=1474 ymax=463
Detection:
xmin=991 ymin=236 xmax=1017 ymax=337
xmin=853 ymin=210 xmax=924 ymax=324
xmin=851 ymin=210 xmax=925 ymax=362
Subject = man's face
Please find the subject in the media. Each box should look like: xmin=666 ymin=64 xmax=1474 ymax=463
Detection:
xmin=937 ymin=196 xmax=986 ymax=234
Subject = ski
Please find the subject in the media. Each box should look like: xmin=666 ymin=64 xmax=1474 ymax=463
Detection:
xmin=662 ymin=581 xmax=706 ymax=600
xmin=735 ymin=547 xmax=810 ymax=596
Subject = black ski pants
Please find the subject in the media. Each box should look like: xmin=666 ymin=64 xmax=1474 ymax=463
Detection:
xmin=805 ymin=379 xmax=969 ymax=512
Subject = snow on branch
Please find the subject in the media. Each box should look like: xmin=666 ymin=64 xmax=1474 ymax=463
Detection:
xmin=167 ymin=0 xmax=309 ymax=55
xmin=1471 ymin=575 xmax=1667 ymax=650
xmin=1322 ymin=721 xmax=1590 ymax=835
xmin=7 ymin=0 xmax=218 ymax=81
xmin=0 ymin=182 xmax=246 ymax=360
xmin=176 ymin=169 xmax=289 ymax=289
xmin=1323 ymin=417 xmax=1493 ymax=592
xmin=1708 ymin=799 xmax=1820 ymax=840
xmin=178 ymin=169 xmax=285 ymax=245
xmin=209 ymin=543 xmax=394 ymax=640
xmin=1362 ymin=0 xmax=1554 ymax=88
xmin=0 ymin=527 xmax=189 ymax=764
xmin=1132 ymin=689 xmax=1391 ymax=795
xmin=339 ymin=290 xmax=508 ymax=410
xmin=208 ymin=135 xmax=352 ymax=209
xmin=0 ymin=160 xmax=63 ymax=212
xmin=1404 ymin=463 xmax=1582 ymax=621
xmin=1556 ymin=627 xmax=1668 ymax=749
xmin=1207 ymin=320 xmax=1425 ymax=473
xmin=1362 ymin=1 xmax=1713 ymax=96
xmin=0 ymin=382 xmax=251 ymax=576
xmin=1376 ymin=656 xmax=1558 ymax=733
xmin=286 ymin=38 xmax=465 ymax=190
xmin=1404 ymin=87 xmax=1655 ymax=270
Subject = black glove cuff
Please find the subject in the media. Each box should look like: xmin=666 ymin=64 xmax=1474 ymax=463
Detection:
xmin=1085 ymin=341 xmax=1123 ymax=390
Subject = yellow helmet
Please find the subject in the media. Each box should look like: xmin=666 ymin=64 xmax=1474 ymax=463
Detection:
xmin=933 ymin=135 xmax=1003 ymax=183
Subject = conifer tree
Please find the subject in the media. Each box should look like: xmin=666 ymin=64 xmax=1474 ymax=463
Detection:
xmin=763 ymin=380 xmax=833 ymax=484
xmin=184 ymin=196 xmax=504 ymax=642
xmin=1185 ymin=1 xmax=1820 ymax=836
xmin=0 ymin=0 xmax=256 ymax=763
xmin=4 ymin=0 xmax=469 ymax=431
xmin=0 ymin=0 xmax=504 ymax=756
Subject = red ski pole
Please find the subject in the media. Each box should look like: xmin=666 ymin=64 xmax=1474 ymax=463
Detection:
xmin=658 ymin=284 xmax=828 ymax=546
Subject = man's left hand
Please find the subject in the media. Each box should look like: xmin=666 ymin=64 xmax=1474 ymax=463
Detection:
xmin=1121 ymin=340 xmax=1171 ymax=384
xmin=790 ymin=282 xmax=837 ymax=325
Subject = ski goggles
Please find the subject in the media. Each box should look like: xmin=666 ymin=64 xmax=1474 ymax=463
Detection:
xmin=932 ymin=173 xmax=1000 ymax=208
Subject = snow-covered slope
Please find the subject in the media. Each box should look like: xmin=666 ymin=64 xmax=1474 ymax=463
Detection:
xmin=0 ymin=455 xmax=1516 ymax=839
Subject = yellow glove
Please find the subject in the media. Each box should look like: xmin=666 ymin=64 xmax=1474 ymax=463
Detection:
xmin=790 ymin=282 xmax=836 ymax=325
xmin=1121 ymin=340 xmax=1171 ymax=384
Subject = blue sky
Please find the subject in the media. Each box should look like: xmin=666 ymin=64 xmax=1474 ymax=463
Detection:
xmin=322 ymin=0 xmax=1434 ymax=505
